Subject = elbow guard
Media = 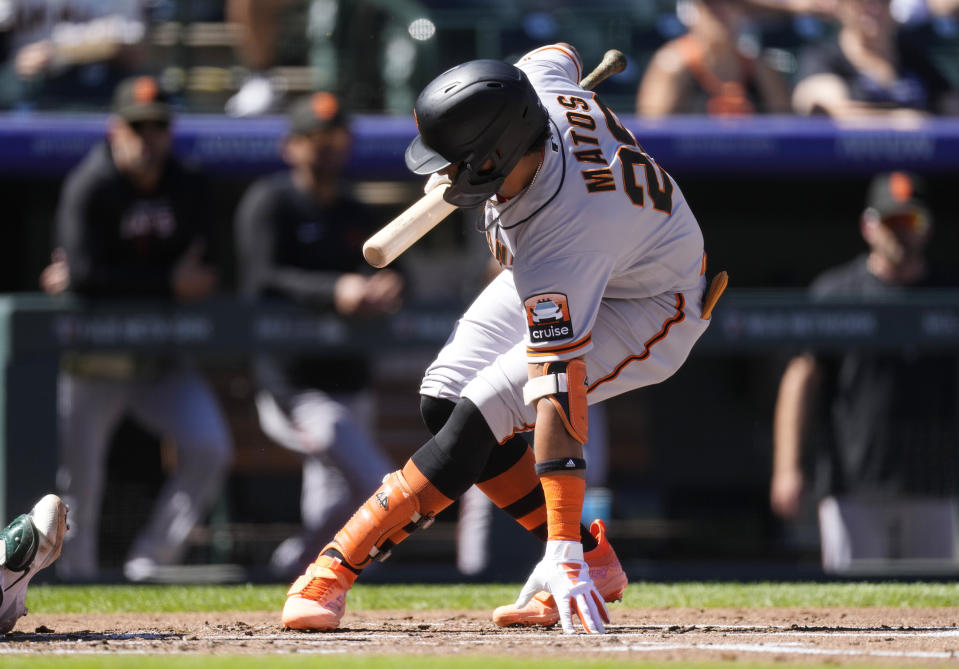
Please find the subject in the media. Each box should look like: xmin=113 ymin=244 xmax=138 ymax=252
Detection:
xmin=523 ymin=358 xmax=589 ymax=444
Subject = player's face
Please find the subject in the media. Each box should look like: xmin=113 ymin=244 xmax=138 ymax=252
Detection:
xmin=864 ymin=208 xmax=930 ymax=265
xmin=109 ymin=118 xmax=172 ymax=175
xmin=286 ymin=126 xmax=352 ymax=178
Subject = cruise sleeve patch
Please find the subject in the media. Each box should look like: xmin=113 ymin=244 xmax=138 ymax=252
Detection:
xmin=525 ymin=293 xmax=574 ymax=344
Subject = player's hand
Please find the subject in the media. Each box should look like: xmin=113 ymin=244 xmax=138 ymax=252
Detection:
xmin=15 ymin=41 xmax=54 ymax=78
xmin=172 ymin=241 xmax=218 ymax=301
xmin=334 ymin=273 xmax=370 ymax=316
xmin=770 ymin=467 xmax=803 ymax=518
xmin=363 ymin=269 xmax=404 ymax=314
xmin=423 ymin=172 xmax=451 ymax=194
xmin=40 ymin=248 xmax=70 ymax=295
xmin=335 ymin=271 xmax=404 ymax=316
xmin=515 ymin=541 xmax=608 ymax=634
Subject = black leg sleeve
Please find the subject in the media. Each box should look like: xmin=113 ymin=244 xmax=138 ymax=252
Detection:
xmin=410 ymin=398 xmax=497 ymax=501
xmin=420 ymin=395 xmax=456 ymax=436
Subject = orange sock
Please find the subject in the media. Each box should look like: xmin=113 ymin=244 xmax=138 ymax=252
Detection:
xmin=540 ymin=473 xmax=585 ymax=542
xmin=476 ymin=447 xmax=547 ymax=537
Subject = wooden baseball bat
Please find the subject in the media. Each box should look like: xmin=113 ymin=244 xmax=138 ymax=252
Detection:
xmin=363 ymin=49 xmax=628 ymax=268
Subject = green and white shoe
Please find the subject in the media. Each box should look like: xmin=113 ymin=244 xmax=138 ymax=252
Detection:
xmin=0 ymin=494 xmax=68 ymax=634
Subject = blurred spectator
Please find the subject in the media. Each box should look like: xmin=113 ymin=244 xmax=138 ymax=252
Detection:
xmin=771 ymin=171 xmax=959 ymax=573
xmin=0 ymin=0 xmax=147 ymax=110
xmin=234 ymin=92 xmax=403 ymax=578
xmin=224 ymin=0 xmax=434 ymax=116
xmin=40 ymin=75 xmax=233 ymax=581
xmin=746 ymin=0 xmax=838 ymax=15
xmin=792 ymin=0 xmax=959 ymax=117
xmin=636 ymin=0 xmax=791 ymax=117
xmin=223 ymin=0 xmax=307 ymax=117
xmin=891 ymin=0 xmax=959 ymax=24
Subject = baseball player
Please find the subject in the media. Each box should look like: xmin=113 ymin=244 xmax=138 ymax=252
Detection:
xmin=235 ymin=92 xmax=402 ymax=578
xmin=282 ymin=43 xmax=724 ymax=634
xmin=0 ymin=494 xmax=67 ymax=634
xmin=771 ymin=171 xmax=959 ymax=571
xmin=42 ymin=76 xmax=233 ymax=581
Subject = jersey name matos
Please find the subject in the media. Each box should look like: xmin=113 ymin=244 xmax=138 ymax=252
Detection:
xmin=482 ymin=44 xmax=705 ymax=361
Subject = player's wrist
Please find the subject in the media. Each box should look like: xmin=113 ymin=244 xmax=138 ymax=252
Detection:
xmin=543 ymin=540 xmax=584 ymax=561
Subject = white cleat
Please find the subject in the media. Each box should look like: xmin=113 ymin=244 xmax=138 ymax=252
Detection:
xmin=0 ymin=494 xmax=69 ymax=633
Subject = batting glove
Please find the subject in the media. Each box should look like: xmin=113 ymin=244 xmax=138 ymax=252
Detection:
xmin=515 ymin=540 xmax=609 ymax=634
xmin=423 ymin=171 xmax=451 ymax=194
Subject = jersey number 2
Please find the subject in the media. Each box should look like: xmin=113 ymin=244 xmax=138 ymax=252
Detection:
xmin=597 ymin=96 xmax=674 ymax=215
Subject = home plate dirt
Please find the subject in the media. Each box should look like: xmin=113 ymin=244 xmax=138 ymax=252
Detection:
xmin=5 ymin=608 xmax=959 ymax=663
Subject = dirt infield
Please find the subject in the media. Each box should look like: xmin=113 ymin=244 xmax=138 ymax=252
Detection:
xmin=5 ymin=608 xmax=959 ymax=663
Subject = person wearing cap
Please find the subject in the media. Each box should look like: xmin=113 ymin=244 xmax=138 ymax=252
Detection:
xmin=234 ymin=91 xmax=403 ymax=578
xmin=39 ymin=75 xmax=233 ymax=582
xmin=771 ymin=171 xmax=959 ymax=572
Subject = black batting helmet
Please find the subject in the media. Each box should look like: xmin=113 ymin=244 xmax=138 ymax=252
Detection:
xmin=405 ymin=59 xmax=549 ymax=208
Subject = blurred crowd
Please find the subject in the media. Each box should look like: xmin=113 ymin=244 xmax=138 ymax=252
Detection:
xmin=0 ymin=0 xmax=957 ymax=118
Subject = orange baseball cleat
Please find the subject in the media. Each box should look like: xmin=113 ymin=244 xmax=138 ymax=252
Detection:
xmin=281 ymin=555 xmax=357 ymax=631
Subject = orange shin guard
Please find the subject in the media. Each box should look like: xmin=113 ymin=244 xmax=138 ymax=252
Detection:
xmin=326 ymin=468 xmax=447 ymax=571
xmin=371 ymin=460 xmax=455 ymax=550
xmin=540 ymin=473 xmax=586 ymax=542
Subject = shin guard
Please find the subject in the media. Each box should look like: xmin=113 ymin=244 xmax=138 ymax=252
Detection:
xmin=324 ymin=470 xmax=435 ymax=571
xmin=324 ymin=464 xmax=454 ymax=571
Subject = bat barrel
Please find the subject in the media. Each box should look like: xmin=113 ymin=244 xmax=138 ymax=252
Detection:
xmin=362 ymin=185 xmax=457 ymax=268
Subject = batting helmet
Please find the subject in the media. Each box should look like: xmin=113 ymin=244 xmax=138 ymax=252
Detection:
xmin=405 ymin=59 xmax=549 ymax=208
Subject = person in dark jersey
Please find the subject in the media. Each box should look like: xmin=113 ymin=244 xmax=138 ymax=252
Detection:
xmin=771 ymin=171 xmax=959 ymax=572
xmin=39 ymin=75 xmax=233 ymax=582
xmin=234 ymin=92 xmax=403 ymax=578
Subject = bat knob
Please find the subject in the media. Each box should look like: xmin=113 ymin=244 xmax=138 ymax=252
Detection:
xmin=363 ymin=243 xmax=388 ymax=268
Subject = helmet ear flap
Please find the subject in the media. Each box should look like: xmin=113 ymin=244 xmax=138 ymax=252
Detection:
xmin=444 ymin=164 xmax=507 ymax=208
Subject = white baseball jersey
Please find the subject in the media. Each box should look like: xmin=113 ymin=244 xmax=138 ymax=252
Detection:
xmin=421 ymin=44 xmax=711 ymax=442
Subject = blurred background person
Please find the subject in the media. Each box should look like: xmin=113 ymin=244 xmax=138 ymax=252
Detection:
xmin=636 ymin=0 xmax=792 ymax=117
xmin=0 ymin=0 xmax=147 ymax=110
xmin=747 ymin=0 xmax=837 ymax=13
xmin=223 ymin=0 xmax=433 ymax=117
xmin=891 ymin=0 xmax=959 ymax=24
xmin=40 ymin=75 xmax=233 ymax=582
xmin=223 ymin=0 xmax=306 ymax=117
xmin=791 ymin=0 xmax=959 ymax=117
xmin=770 ymin=171 xmax=959 ymax=573
xmin=234 ymin=91 xmax=403 ymax=579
